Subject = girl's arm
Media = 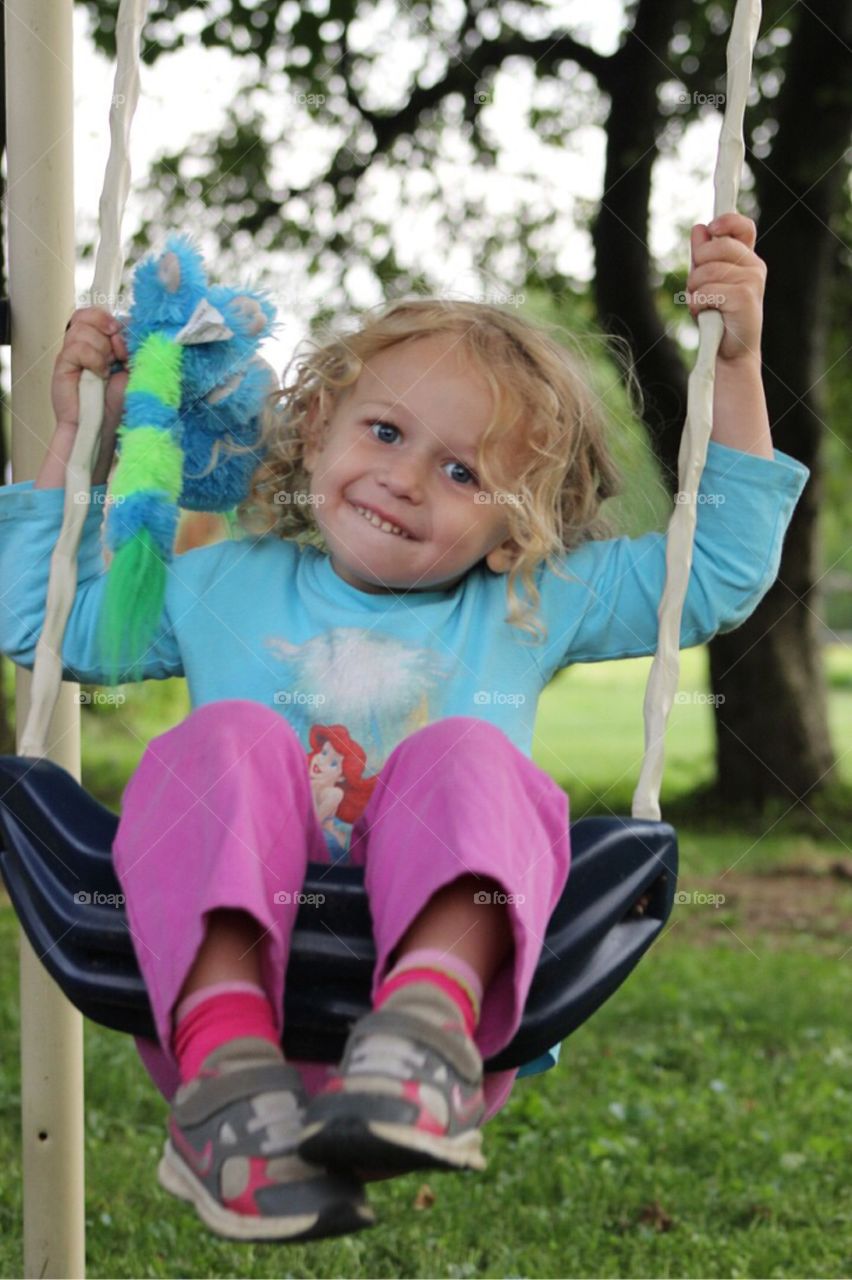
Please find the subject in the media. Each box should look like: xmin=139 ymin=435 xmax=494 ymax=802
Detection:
xmin=529 ymin=441 xmax=810 ymax=681
xmin=711 ymin=358 xmax=772 ymax=459
xmin=0 ymin=307 xmax=182 ymax=685
xmin=34 ymin=421 xmax=118 ymax=490
xmin=35 ymin=307 xmax=128 ymax=489
xmin=686 ymin=212 xmax=773 ymax=460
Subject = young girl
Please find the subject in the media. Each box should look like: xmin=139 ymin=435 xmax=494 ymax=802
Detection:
xmin=0 ymin=214 xmax=809 ymax=1245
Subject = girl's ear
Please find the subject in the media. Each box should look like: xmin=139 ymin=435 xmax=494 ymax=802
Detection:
xmin=486 ymin=537 xmax=520 ymax=575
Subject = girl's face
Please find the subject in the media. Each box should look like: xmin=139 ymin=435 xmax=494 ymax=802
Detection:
xmin=302 ymin=334 xmax=519 ymax=594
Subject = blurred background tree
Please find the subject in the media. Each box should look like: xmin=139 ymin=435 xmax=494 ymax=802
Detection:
xmin=1 ymin=0 xmax=849 ymax=813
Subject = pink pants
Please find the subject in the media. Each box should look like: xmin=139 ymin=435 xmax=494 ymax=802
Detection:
xmin=112 ymin=700 xmax=571 ymax=1123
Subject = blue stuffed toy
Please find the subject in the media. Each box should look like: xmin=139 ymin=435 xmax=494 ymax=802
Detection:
xmin=99 ymin=234 xmax=278 ymax=682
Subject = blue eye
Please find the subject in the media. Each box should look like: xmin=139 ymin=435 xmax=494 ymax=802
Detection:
xmin=367 ymin=420 xmax=478 ymax=487
xmin=369 ymin=420 xmax=400 ymax=444
xmin=444 ymin=461 xmax=476 ymax=486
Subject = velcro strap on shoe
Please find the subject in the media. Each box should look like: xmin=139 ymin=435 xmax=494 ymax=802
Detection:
xmin=343 ymin=1009 xmax=483 ymax=1084
xmin=174 ymin=1060 xmax=307 ymax=1125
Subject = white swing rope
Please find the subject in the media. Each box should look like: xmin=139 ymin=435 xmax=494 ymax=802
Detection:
xmin=19 ymin=0 xmax=761 ymax=811
xmin=19 ymin=0 xmax=149 ymax=759
xmin=631 ymin=0 xmax=762 ymax=821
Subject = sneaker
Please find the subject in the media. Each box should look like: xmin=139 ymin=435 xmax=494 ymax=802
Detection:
xmin=157 ymin=1036 xmax=375 ymax=1242
xmin=297 ymin=1004 xmax=487 ymax=1175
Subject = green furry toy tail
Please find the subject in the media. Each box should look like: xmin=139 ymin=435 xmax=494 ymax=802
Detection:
xmin=98 ymin=333 xmax=185 ymax=685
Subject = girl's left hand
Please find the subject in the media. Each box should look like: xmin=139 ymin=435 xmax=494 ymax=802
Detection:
xmin=686 ymin=212 xmax=766 ymax=363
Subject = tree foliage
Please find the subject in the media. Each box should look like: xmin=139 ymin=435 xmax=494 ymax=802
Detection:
xmin=74 ymin=1 xmax=812 ymax=294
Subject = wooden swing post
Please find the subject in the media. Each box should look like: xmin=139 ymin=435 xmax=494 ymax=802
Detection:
xmin=5 ymin=2 xmax=86 ymax=1276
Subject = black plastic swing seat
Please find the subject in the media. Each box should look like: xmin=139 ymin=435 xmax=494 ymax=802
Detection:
xmin=0 ymin=754 xmax=677 ymax=1073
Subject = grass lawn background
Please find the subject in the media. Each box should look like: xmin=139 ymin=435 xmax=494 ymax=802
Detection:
xmin=1 ymin=645 xmax=850 ymax=1278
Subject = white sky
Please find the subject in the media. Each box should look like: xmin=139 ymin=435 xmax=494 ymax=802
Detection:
xmin=69 ymin=0 xmax=726 ymax=376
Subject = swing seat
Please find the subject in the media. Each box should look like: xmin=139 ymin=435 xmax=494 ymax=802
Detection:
xmin=0 ymin=753 xmax=677 ymax=1072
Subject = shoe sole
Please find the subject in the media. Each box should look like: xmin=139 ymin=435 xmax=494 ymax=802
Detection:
xmin=299 ymin=1116 xmax=487 ymax=1174
xmin=158 ymin=1140 xmax=376 ymax=1242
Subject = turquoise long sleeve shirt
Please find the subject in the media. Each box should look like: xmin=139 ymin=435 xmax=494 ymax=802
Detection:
xmin=0 ymin=440 xmax=810 ymax=1077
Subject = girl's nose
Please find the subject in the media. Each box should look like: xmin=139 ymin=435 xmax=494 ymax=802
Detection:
xmin=381 ymin=461 xmax=425 ymax=500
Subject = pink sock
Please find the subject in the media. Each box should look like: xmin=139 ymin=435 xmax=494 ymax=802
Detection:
xmin=173 ymin=979 xmax=267 ymax=1023
xmin=171 ymin=981 xmax=280 ymax=1083
xmin=374 ymin=947 xmax=485 ymax=1038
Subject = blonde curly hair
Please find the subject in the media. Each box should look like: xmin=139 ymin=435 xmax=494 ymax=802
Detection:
xmin=233 ymin=297 xmax=630 ymax=646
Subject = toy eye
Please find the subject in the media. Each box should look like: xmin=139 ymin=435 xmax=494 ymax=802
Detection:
xmin=206 ymin=371 xmax=245 ymax=405
xmin=230 ymin=295 xmax=266 ymax=336
xmin=157 ymin=251 xmax=182 ymax=293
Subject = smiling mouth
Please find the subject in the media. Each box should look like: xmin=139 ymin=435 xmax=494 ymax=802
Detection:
xmin=349 ymin=502 xmax=415 ymax=540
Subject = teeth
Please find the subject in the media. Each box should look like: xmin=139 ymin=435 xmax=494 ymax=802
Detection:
xmin=353 ymin=504 xmax=411 ymax=539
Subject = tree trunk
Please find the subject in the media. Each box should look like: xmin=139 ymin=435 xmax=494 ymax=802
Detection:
xmin=707 ymin=0 xmax=851 ymax=805
xmin=591 ymin=0 xmax=690 ymax=487
xmin=593 ymin=0 xmax=849 ymax=810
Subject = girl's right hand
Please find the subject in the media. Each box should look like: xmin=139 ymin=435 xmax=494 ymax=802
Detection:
xmin=51 ymin=306 xmax=130 ymax=438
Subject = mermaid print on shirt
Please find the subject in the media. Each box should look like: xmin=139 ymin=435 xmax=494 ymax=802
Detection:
xmin=306 ymin=724 xmax=377 ymax=859
xmin=263 ymin=627 xmax=451 ymax=861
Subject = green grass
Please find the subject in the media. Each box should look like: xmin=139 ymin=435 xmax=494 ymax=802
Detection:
xmin=534 ymin=644 xmax=852 ymax=869
xmin=1 ymin=646 xmax=851 ymax=1277
xmin=534 ymin=644 xmax=852 ymax=813
xmin=1 ymin=924 xmax=850 ymax=1278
